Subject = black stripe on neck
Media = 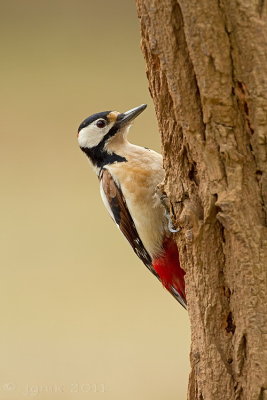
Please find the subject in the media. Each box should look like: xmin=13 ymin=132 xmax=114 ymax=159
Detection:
xmin=81 ymin=146 xmax=127 ymax=169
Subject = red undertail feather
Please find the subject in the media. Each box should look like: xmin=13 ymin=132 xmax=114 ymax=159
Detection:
xmin=153 ymin=238 xmax=186 ymax=304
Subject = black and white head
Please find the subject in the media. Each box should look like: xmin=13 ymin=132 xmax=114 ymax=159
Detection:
xmin=77 ymin=104 xmax=147 ymax=170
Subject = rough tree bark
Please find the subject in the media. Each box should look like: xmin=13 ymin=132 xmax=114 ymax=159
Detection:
xmin=135 ymin=1 xmax=267 ymax=399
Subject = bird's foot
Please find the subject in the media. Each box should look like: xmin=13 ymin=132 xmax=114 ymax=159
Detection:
xmin=164 ymin=209 xmax=180 ymax=233
xmin=157 ymin=184 xmax=181 ymax=234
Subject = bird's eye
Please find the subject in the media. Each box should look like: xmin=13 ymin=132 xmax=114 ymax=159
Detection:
xmin=96 ymin=119 xmax=106 ymax=128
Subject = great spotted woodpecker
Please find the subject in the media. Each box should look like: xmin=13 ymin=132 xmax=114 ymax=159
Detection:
xmin=77 ymin=105 xmax=186 ymax=308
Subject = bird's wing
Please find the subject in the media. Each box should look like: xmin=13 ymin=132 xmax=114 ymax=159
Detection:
xmin=99 ymin=168 xmax=158 ymax=277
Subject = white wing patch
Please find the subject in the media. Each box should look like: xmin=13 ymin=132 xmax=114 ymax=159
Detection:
xmin=99 ymin=179 xmax=118 ymax=226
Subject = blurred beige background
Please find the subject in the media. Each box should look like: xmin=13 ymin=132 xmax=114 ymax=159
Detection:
xmin=0 ymin=1 xmax=190 ymax=399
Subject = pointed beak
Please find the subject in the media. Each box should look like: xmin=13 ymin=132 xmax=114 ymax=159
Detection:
xmin=116 ymin=104 xmax=147 ymax=128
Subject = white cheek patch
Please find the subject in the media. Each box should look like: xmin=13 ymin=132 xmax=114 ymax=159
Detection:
xmin=78 ymin=122 xmax=114 ymax=148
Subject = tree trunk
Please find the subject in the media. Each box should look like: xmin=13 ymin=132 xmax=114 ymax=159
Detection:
xmin=135 ymin=1 xmax=267 ymax=399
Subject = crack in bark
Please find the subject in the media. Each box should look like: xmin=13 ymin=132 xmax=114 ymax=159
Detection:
xmin=235 ymin=81 xmax=255 ymax=136
xmin=236 ymin=334 xmax=247 ymax=377
xmin=226 ymin=311 xmax=236 ymax=334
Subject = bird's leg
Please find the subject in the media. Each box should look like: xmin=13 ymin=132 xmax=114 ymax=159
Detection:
xmin=156 ymin=184 xmax=181 ymax=234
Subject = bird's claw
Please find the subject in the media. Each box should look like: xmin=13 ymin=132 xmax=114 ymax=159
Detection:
xmin=157 ymin=185 xmax=181 ymax=234
xmin=164 ymin=209 xmax=181 ymax=233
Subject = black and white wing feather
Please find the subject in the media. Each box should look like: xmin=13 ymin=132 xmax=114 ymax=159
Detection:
xmin=99 ymin=168 xmax=158 ymax=277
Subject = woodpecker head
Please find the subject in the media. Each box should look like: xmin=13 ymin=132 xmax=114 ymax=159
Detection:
xmin=77 ymin=104 xmax=147 ymax=155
